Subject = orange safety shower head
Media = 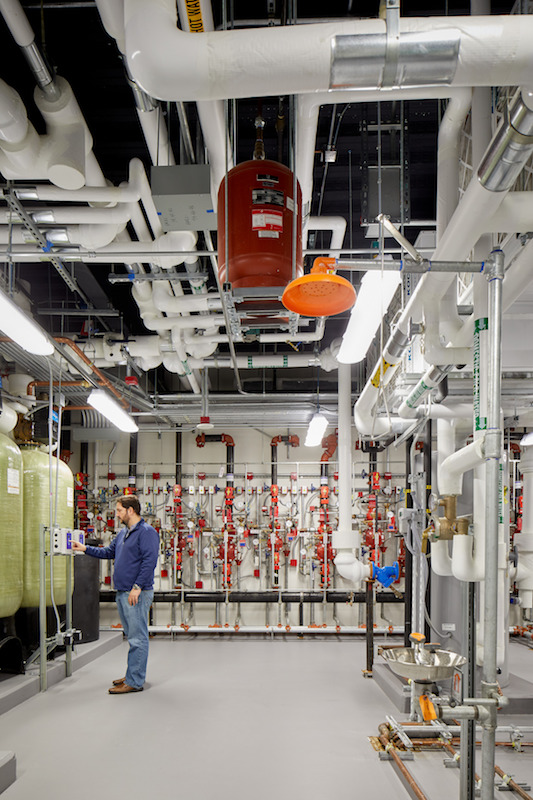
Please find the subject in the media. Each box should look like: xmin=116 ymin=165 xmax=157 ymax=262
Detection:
xmin=281 ymin=258 xmax=356 ymax=317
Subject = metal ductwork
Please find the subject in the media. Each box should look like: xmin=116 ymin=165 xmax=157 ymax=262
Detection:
xmin=478 ymin=89 xmax=533 ymax=192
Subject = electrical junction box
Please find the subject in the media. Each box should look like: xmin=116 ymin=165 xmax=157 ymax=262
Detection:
xmin=151 ymin=165 xmax=217 ymax=231
xmin=52 ymin=528 xmax=85 ymax=554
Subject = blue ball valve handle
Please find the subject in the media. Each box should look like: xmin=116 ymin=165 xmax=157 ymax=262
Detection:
xmin=372 ymin=561 xmax=400 ymax=588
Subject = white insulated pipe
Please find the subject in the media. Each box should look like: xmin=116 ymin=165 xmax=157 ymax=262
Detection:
xmin=297 ymin=87 xmax=472 ymax=215
xmin=188 ymin=354 xmax=321 ymax=370
xmin=431 ymin=540 xmax=454 ymax=577
xmin=176 ymin=0 xmax=232 ymax=198
xmin=1 ymin=231 xmax=199 ymax=266
xmin=124 ymin=3 xmax=533 ymax=101
xmin=436 ymin=88 xmax=473 ymax=242
xmin=306 ymin=215 xmax=347 ymax=257
xmin=151 ymin=282 xmax=222 ymax=314
xmin=438 ymin=436 xmax=485 ymax=497
xmin=484 ymin=193 xmax=533 ymax=234
xmin=431 ymin=418 xmax=457 ymax=577
xmin=259 ymin=318 xmax=326 ymax=344
xmin=95 ymin=0 xmax=125 ymax=52
xmin=333 ymin=552 xmax=372 ymax=585
xmin=12 ymin=156 xmax=147 ymax=204
xmin=334 ymin=363 xmax=353 ymax=551
xmin=0 ymin=77 xmax=29 ymax=143
xmin=141 ymin=314 xmax=226 ymax=333
xmin=0 ymin=0 xmax=35 ymax=46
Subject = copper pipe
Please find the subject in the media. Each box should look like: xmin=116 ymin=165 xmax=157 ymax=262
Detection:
xmin=442 ymin=741 xmax=478 ymax=776
xmin=54 ymin=338 xmax=128 ymax=408
xmin=378 ymin=725 xmax=430 ymax=800
xmin=495 ymin=766 xmax=533 ymax=800
xmin=419 ymin=738 xmax=533 ymax=800
xmin=408 ymin=739 xmax=533 ymax=748
xmin=26 ymin=379 xmax=89 ymax=396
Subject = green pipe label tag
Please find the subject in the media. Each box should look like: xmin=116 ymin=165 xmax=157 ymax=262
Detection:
xmin=406 ymin=380 xmax=429 ymax=409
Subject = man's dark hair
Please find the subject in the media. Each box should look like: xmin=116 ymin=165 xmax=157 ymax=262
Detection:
xmin=117 ymin=494 xmax=141 ymax=516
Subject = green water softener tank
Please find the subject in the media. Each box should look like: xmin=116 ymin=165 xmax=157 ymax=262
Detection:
xmin=0 ymin=432 xmax=23 ymax=616
xmin=20 ymin=445 xmax=75 ymax=608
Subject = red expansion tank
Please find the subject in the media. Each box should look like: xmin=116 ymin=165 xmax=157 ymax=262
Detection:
xmin=217 ymin=159 xmax=303 ymax=289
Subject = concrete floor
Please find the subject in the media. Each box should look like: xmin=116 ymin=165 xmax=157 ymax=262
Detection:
xmin=0 ymin=637 xmax=531 ymax=800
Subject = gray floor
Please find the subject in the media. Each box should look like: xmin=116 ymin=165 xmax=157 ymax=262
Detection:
xmin=0 ymin=637 xmax=531 ymax=800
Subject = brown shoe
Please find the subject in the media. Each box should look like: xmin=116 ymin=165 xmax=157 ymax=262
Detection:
xmin=112 ymin=677 xmax=126 ymax=686
xmin=108 ymin=683 xmax=143 ymax=694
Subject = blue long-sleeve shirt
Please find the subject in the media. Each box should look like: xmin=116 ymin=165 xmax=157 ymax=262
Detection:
xmin=85 ymin=519 xmax=159 ymax=591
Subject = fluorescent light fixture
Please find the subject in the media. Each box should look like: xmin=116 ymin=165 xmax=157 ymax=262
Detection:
xmin=305 ymin=412 xmax=328 ymax=447
xmin=520 ymin=432 xmax=533 ymax=447
xmin=88 ymin=389 xmax=138 ymax=433
xmin=337 ymin=270 xmax=401 ymax=364
xmin=0 ymin=288 xmax=54 ymax=355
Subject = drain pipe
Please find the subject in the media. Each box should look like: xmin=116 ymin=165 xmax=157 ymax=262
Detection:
xmin=334 ymin=364 xmax=369 ymax=582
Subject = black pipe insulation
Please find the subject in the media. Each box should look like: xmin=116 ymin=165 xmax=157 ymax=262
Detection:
xmin=99 ymin=590 xmax=404 ymax=604
xmin=226 ymin=445 xmax=234 ymax=487
xmin=271 ymin=444 xmax=277 ymax=486
xmin=175 ymin=431 xmax=182 ymax=486
xmin=367 ymin=447 xmax=378 ymax=674
xmin=80 ymin=441 xmax=88 ymax=475
xmin=128 ymin=432 xmax=138 ymax=490
xmin=366 ymin=579 xmax=374 ymax=674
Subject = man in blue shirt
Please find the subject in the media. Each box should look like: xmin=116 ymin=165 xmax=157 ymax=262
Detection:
xmin=73 ymin=494 xmax=159 ymax=694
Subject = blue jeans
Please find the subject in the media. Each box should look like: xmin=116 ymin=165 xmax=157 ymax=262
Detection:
xmin=115 ymin=590 xmax=154 ymax=689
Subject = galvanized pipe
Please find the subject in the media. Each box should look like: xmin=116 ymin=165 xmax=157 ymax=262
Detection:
xmin=481 ymin=249 xmax=504 ymax=800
